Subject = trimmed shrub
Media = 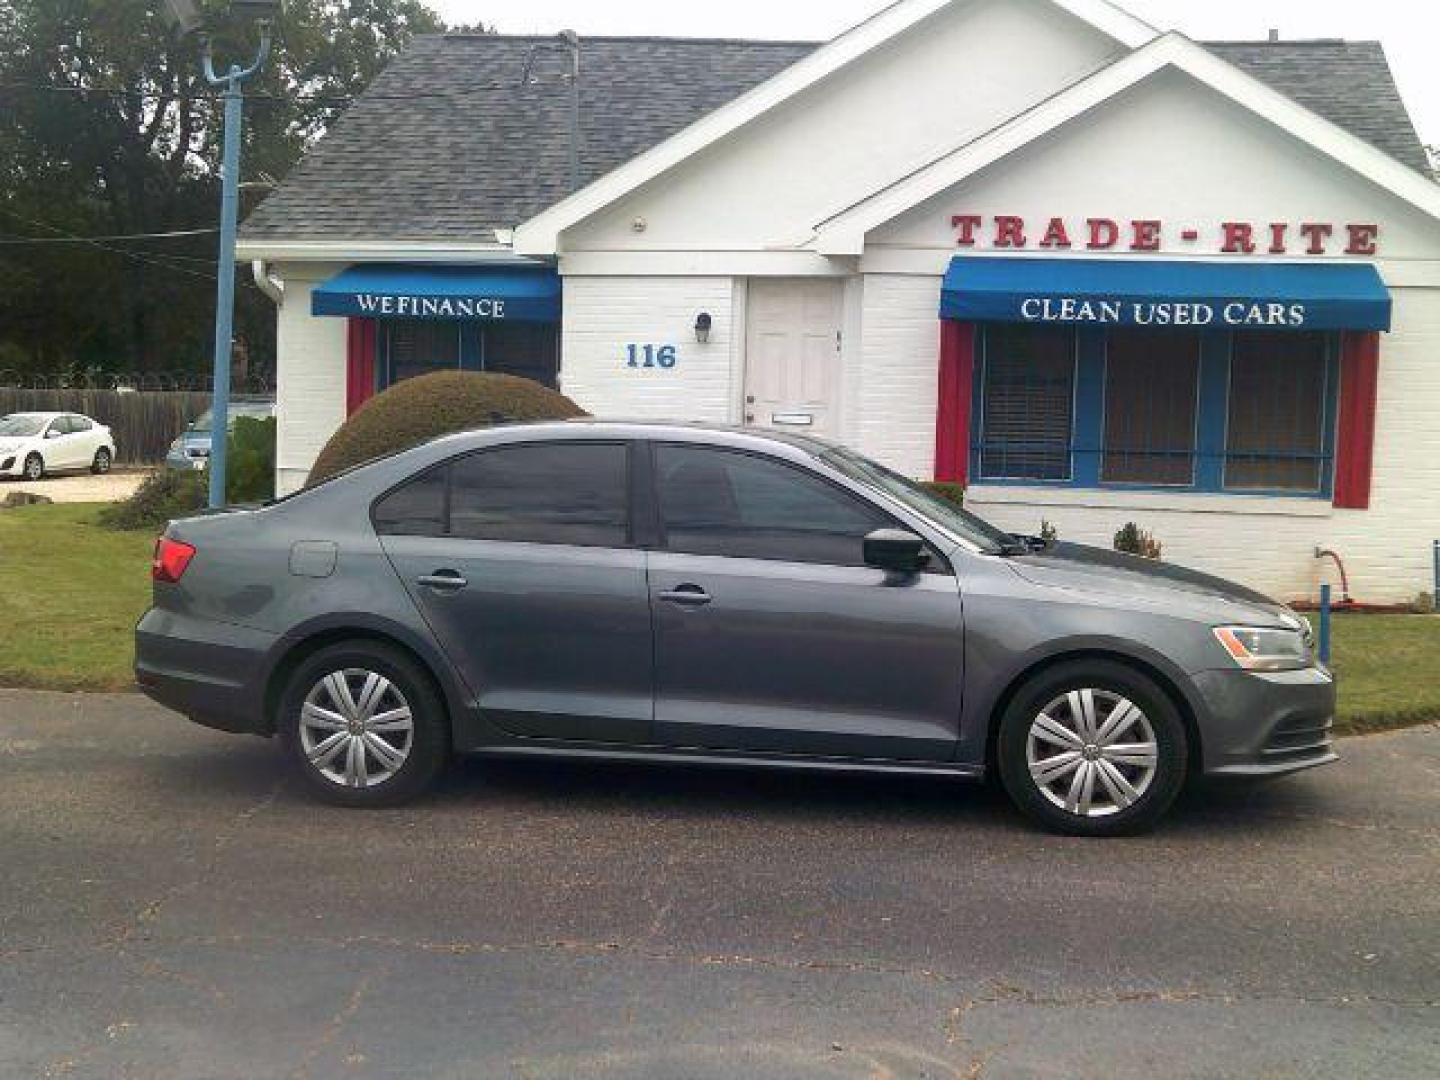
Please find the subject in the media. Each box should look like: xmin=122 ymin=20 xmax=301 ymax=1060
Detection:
xmin=309 ymin=372 xmax=587 ymax=485
xmin=226 ymin=416 xmax=276 ymax=505
xmin=98 ymin=468 xmax=205 ymax=532
xmin=1114 ymin=522 xmax=1163 ymax=560
xmin=921 ymin=481 xmax=965 ymax=507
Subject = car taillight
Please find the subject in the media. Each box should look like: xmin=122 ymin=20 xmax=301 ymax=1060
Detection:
xmin=152 ymin=537 xmax=196 ymax=583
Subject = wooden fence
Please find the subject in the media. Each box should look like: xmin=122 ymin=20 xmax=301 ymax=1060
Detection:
xmin=0 ymin=389 xmax=213 ymax=465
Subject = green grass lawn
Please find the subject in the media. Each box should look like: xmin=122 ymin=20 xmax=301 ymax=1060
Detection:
xmin=0 ymin=503 xmax=155 ymax=692
xmin=1 ymin=504 xmax=1437 ymax=735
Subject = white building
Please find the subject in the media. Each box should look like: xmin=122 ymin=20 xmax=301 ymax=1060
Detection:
xmin=238 ymin=0 xmax=1440 ymax=606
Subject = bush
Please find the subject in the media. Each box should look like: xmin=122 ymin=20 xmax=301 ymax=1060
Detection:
xmin=226 ymin=416 xmax=276 ymax=504
xmin=1114 ymin=522 xmax=1163 ymax=560
xmin=98 ymin=468 xmax=205 ymax=532
xmin=921 ymin=481 xmax=965 ymax=507
xmin=309 ymin=372 xmax=587 ymax=485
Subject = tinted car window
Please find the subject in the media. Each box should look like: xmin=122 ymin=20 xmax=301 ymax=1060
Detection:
xmin=449 ymin=443 xmax=629 ymax=547
xmin=68 ymin=416 xmax=93 ymax=432
xmin=656 ymin=445 xmax=889 ymax=567
xmin=47 ymin=418 xmax=70 ymax=436
xmin=373 ymin=466 xmax=447 ymax=537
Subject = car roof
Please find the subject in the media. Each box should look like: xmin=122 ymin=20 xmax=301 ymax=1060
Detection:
xmin=3 ymin=412 xmax=63 ymax=421
xmin=425 ymin=419 xmax=841 ymax=459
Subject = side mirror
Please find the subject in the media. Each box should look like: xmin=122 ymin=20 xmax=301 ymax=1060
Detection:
xmin=863 ymin=529 xmax=929 ymax=573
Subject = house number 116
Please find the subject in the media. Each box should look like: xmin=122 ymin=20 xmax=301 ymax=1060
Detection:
xmin=625 ymin=344 xmax=678 ymax=370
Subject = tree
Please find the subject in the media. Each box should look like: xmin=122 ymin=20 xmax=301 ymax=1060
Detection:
xmin=0 ymin=0 xmax=473 ymax=379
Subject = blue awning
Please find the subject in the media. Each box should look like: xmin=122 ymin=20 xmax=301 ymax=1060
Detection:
xmin=312 ymin=263 xmax=562 ymax=322
xmin=940 ymin=257 xmax=1391 ymax=332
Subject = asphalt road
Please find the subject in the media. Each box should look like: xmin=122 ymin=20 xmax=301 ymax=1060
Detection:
xmin=1 ymin=691 xmax=1436 ymax=1079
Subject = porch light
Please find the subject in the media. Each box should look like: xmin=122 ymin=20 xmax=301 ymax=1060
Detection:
xmin=694 ymin=312 xmax=713 ymax=344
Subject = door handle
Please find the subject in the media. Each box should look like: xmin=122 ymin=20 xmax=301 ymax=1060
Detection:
xmin=417 ymin=571 xmax=468 ymax=592
xmin=658 ymin=585 xmax=712 ymax=607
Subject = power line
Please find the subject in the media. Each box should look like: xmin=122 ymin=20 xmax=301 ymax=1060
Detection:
xmin=0 ymin=79 xmax=564 ymax=106
xmin=0 ymin=227 xmax=219 ymax=245
xmin=0 ymin=207 xmax=215 ymax=282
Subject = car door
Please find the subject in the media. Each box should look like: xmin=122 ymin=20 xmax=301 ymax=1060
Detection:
xmin=646 ymin=442 xmax=965 ymax=761
xmin=376 ymin=440 xmax=654 ymax=744
xmin=66 ymin=416 xmax=99 ymax=465
xmin=42 ymin=417 xmax=77 ymax=469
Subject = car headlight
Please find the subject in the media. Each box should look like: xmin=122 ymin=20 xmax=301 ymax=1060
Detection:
xmin=1213 ymin=626 xmax=1312 ymax=672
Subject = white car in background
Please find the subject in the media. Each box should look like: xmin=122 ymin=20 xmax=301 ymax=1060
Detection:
xmin=0 ymin=412 xmax=116 ymax=481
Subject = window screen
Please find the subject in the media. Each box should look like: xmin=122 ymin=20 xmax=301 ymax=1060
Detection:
xmin=1225 ymin=332 xmax=1328 ymax=492
xmin=483 ymin=322 xmax=559 ymax=389
xmin=656 ymin=445 xmax=888 ymax=567
xmin=1102 ymin=330 xmax=1200 ymax=486
xmin=384 ymin=321 xmax=461 ymax=385
xmin=449 ymin=443 xmax=629 ymax=547
xmin=979 ymin=326 xmax=1075 ymax=481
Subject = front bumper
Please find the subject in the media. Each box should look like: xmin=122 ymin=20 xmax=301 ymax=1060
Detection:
xmin=1191 ymin=665 xmax=1339 ymax=777
xmin=135 ymin=607 xmax=279 ymax=736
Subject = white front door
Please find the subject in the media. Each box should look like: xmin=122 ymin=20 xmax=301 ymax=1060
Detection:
xmin=744 ymin=279 xmax=844 ymax=438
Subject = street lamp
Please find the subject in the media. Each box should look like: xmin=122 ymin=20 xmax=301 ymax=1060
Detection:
xmin=161 ymin=0 xmax=280 ymax=508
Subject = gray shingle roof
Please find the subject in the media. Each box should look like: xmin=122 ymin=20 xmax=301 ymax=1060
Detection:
xmin=1207 ymin=40 xmax=1429 ymax=174
xmin=240 ymin=34 xmax=1430 ymax=245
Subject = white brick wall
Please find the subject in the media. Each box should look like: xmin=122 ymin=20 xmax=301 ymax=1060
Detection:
xmin=853 ymin=274 xmax=942 ymax=477
xmin=561 ymin=276 xmax=739 ymax=424
xmin=274 ymin=276 xmax=347 ymax=496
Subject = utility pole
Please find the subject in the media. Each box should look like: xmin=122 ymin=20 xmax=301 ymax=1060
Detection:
xmin=162 ymin=1 xmax=278 ymax=508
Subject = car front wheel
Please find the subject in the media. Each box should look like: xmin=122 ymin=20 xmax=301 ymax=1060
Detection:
xmin=997 ymin=660 xmax=1188 ymax=836
xmin=22 ymin=453 xmax=43 ymax=482
xmin=277 ymin=642 xmax=450 ymax=807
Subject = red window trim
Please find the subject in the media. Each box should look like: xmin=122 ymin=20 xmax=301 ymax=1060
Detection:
xmin=1333 ymin=330 xmax=1380 ymax=509
xmin=935 ymin=320 xmax=975 ymax=485
xmin=346 ymin=318 xmax=378 ymax=416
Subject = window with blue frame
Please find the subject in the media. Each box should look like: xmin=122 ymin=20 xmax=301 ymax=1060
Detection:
xmin=378 ymin=320 xmax=559 ymax=391
xmin=973 ymin=324 xmax=1336 ymax=496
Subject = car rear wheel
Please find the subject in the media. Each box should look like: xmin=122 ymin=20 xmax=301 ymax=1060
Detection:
xmin=91 ymin=448 xmax=112 ymax=474
xmin=997 ymin=660 xmax=1188 ymax=836
xmin=277 ymin=642 xmax=449 ymax=807
xmin=22 ymin=453 xmax=43 ymax=482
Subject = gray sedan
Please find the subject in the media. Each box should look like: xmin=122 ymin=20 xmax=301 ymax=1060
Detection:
xmin=135 ymin=422 xmax=1336 ymax=835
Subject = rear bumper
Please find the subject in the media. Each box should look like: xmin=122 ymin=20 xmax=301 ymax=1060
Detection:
xmin=135 ymin=608 xmax=279 ymax=736
xmin=1191 ymin=665 xmax=1339 ymax=777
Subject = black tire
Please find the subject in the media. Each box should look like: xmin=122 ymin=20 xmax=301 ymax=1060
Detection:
xmin=91 ymin=448 xmax=112 ymax=475
xmin=996 ymin=660 xmax=1188 ymax=837
xmin=22 ymin=453 xmax=43 ymax=482
xmin=276 ymin=641 xmax=450 ymax=808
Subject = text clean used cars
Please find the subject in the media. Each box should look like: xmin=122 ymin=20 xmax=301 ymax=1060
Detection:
xmin=0 ymin=412 xmax=116 ymax=481
xmin=135 ymin=423 xmax=1336 ymax=835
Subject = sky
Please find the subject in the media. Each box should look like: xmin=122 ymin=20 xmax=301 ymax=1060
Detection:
xmin=429 ymin=0 xmax=1439 ymax=149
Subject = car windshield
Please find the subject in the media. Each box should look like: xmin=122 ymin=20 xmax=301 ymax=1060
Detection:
xmin=818 ymin=445 xmax=1014 ymax=555
xmin=0 ymin=415 xmax=47 ymax=437
xmin=189 ymin=401 xmax=273 ymax=432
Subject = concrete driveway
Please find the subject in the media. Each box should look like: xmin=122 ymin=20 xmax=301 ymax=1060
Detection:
xmin=0 ymin=690 xmax=1436 ymax=1078
xmin=1 ymin=468 xmax=149 ymax=504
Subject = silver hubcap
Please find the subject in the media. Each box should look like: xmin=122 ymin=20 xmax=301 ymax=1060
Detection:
xmin=25 ymin=457 xmax=41 ymax=479
xmin=1026 ymin=689 xmax=1159 ymax=818
xmin=96 ymin=451 xmax=109 ymax=471
xmin=299 ymin=669 xmax=414 ymax=789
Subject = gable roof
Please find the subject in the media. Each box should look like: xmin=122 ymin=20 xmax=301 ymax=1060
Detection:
xmin=238 ymin=27 xmax=1430 ymax=253
xmin=812 ymin=33 xmax=1440 ymax=255
xmin=239 ymin=35 xmax=815 ymax=249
